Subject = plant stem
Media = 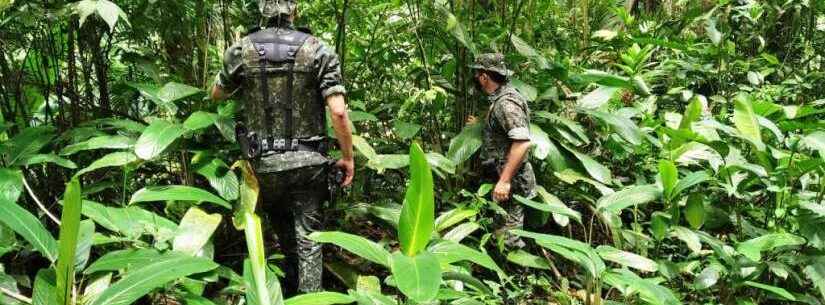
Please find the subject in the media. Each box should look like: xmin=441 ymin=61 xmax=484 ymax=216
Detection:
xmin=0 ymin=287 xmax=31 ymax=304
xmin=22 ymin=175 xmax=60 ymax=225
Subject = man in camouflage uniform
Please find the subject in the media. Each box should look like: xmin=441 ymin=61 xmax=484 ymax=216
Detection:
xmin=471 ymin=53 xmax=536 ymax=246
xmin=211 ymin=0 xmax=354 ymax=295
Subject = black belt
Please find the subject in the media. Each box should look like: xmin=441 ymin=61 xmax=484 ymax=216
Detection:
xmin=259 ymin=137 xmax=327 ymax=154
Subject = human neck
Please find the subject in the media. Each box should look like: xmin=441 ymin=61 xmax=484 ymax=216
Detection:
xmin=483 ymin=82 xmax=501 ymax=95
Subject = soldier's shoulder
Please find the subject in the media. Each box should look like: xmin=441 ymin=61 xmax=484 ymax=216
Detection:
xmin=493 ymin=85 xmax=527 ymax=106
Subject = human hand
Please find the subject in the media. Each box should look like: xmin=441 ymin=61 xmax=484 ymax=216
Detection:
xmin=336 ymin=158 xmax=355 ymax=187
xmin=492 ymin=180 xmax=511 ymax=202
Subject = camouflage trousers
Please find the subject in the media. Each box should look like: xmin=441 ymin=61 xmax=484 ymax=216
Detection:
xmin=259 ymin=165 xmax=329 ymax=296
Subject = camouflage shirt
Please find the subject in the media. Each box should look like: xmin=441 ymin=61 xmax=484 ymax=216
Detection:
xmin=216 ymin=23 xmax=346 ymax=173
xmin=481 ymin=83 xmax=536 ymax=198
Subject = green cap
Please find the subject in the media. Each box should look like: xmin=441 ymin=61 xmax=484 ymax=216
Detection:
xmin=259 ymin=0 xmax=297 ymax=18
xmin=469 ymin=53 xmax=513 ymax=77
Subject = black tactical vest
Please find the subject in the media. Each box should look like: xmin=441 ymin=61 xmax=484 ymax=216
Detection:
xmin=238 ymin=27 xmax=326 ymax=151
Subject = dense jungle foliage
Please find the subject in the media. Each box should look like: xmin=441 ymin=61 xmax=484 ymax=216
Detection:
xmin=1 ymin=0 xmax=825 ymax=304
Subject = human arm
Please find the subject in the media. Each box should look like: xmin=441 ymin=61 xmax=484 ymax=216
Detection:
xmin=327 ymin=93 xmax=354 ymax=186
xmin=490 ymin=96 xmax=532 ymax=202
xmin=492 ymin=140 xmax=531 ymax=202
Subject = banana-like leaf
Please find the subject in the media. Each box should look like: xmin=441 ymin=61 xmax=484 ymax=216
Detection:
xmin=89 ymin=252 xmax=218 ymax=305
xmin=658 ymin=160 xmax=678 ymax=201
xmin=560 ymin=144 xmax=613 ymax=184
xmin=0 ymin=198 xmax=58 ymax=262
xmin=507 ymin=250 xmax=551 ymax=270
xmin=447 ymin=123 xmax=483 ymax=166
xmin=283 ymin=292 xmax=354 ymax=305
xmin=390 ymin=251 xmax=441 ymax=302
xmin=514 ymin=195 xmax=581 ymax=224
xmin=398 ymin=143 xmax=434 ymax=256
xmin=129 ymin=185 xmax=230 ymax=209
xmin=736 ymin=233 xmax=805 ymax=262
xmin=74 ymin=152 xmax=138 ymax=177
xmin=743 ymin=281 xmax=796 ymax=301
xmin=428 ymin=239 xmax=503 ymax=275
xmin=194 ymin=157 xmax=238 ymax=201
xmin=173 ymin=207 xmax=222 ymax=256
xmin=596 ymin=245 xmax=657 ymax=272
xmin=60 ymin=135 xmax=135 ymax=156
xmin=596 ymin=184 xmax=661 ymax=214
xmin=309 ymin=231 xmax=390 ymax=267
xmin=732 ymin=93 xmax=765 ymax=151
xmin=84 ymin=248 xmax=162 ymax=274
xmin=134 ymin=120 xmax=185 ymax=160
xmin=56 ymin=178 xmax=82 ymax=305
xmin=81 ymin=200 xmax=177 ymax=241
xmin=1 ymin=126 xmax=55 ymax=166
xmin=32 ymin=269 xmax=57 ymax=305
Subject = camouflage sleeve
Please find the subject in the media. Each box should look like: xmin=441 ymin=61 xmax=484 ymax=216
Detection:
xmin=493 ymin=98 xmax=530 ymax=140
xmin=215 ymin=43 xmax=244 ymax=92
xmin=314 ymin=41 xmax=346 ymax=98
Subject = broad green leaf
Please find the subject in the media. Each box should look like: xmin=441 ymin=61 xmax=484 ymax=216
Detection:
xmin=511 ymin=34 xmax=548 ymax=69
xmin=393 ymin=121 xmax=421 ymax=140
xmin=398 ymin=143 xmax=435 ymax=256
xmin=561 ymin=144 xmax=613 ymax=184
xmin=129 ymin=185 xmax=230 ymax=209
xmin=352 ymin=135 xmax=377 ymax=161
xmin=799 ymin=202 xmax=825 ymax=250
xmin=390 ymin=251 xmax=441 ymax=302
xmin=528 ymin=124 xmax=552 ymax=160
xmin=349 ymin=111 xmax=378 ymax=122
xmin=81 ymin=273 xmax=111 ymax=305
xmin=283 ymin=292 xmax=355 ymax=305
xmin=514 ymin=195 xmax=581 ymax=224
xmin=577 ymin=86 xmax=619 ymax=110
xmin=732 ymin=94 xmax=765 ymax=151
xmin=194 ymin=158 xmax=239 ymax=201
xmin=60 ymin=135 xmax=134 ymax=155
xmin=0 ymin=168 xmax=24 ymax=202
xmin=75 ymin=152 xmax=138 ymax=177
xmin=94 ymin=0 xmax=129 ymax=32
xmin=426 ymin=152 xmax=456 ymax=176
xmin=671 ymin=171 xmax=711 ymax=199
xmin=577 ymin=70 xmax=632 ymax=88
xmin=23 ymin=154 xmax=78 ymax=169
xmin=183 ymin=111 xmax=218 ymax=131
xmin=447 ymin=123 xmax=483 ymax=165
xmin=694 ymin=265 xmax=720 ymax=289
xmin=604 ymin=269 xmax=680 ymax=305
xmin=743 ymin=281 xmax=796 ymax=301
xmin=134 ymin=120 xmax=185 ymax=160
xmin=81 ymin=200 xmax=177 ymax=241
xmin=434 ymin=207 xmax=477 ymax=232
xmin=1 ymin=126 xmax=55 ymax=166
xmin=679 ymin=97 xmax=704 ymax=130
xmin=173 ymin=207 xmax=222 ymax=255
xmin=584 ymin=110 xmax=643 ymax=145
xmin=506 ymin=250 xmax=551 ymax=270
xmin=241 ymin=214 xmax=279 ymax=305
xmin=658 ymin=160 xmax=678 ymax=200
xmin=596 ymin=245 xmax=657 ymax=272
xmin=89 ymin=253 xmax=218 ymax=305
xmin=428 ymin=239 xmax=502 ymax=275
xmin=442 ymin=222 xmax=480 ymax=243
xmin=33 ymin=269 xmax=57 ymax=305
xmin=0 ymin=198 xmax=58 ymax=262
xmin=510 ymin=79 xmax=537 ymax=101
xmin=56 ymin=178 xmax=82 ymax=305
xmin=650 ymin=213 xmax=668 ymax=241
xmin=444 ymin=12 xmax=476 ymax=54
xmin=671 ymin=226 xmax=701 ymax=254
xmin=511 ymin=230 xmax=605 ymax=276
xmin=596 ymin=184 xmax=661 ymax=214
xmin=309 ymin=231 xmax=390 ymax=267
xmin=803 ymin=256 xmax=825 ymax=300
xmin=802 ymin=131 xmax=825 ymax=159
xmin=736 ymin=233 xmax=805 ymax=262
xmin=706 ymin=18 xmax=722 ymax=45
xmin=84 ymin=249 xmax=162 ymax=274
xmin=685 ymin=194 xmax=705 ymax=229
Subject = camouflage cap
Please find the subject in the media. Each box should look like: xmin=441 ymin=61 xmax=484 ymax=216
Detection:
xmin=259 ymin=0 xmax=297 ymax=18
xmin=469 ymin=53 xmax=513 ymax=77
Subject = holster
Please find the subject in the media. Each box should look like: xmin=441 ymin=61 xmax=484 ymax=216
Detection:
xmin=236 ymin=123 xmax=261 ymax=159
xmin=326 ymin=160 xmax=345 ymax=201
xmin=481 ymin=159 xmax=500 ymax=180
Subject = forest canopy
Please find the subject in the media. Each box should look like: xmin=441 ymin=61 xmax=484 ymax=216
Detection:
xmin=1 ymin=0 xmax=825 ymax=304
